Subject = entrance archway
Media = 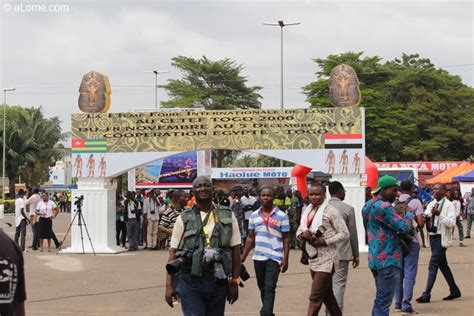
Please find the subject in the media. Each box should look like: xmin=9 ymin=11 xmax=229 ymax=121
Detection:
xmin=63 ymin=108 xmax=366 ymax=253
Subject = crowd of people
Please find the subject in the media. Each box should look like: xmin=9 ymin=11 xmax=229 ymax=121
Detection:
xmin=4 ymin=177 xmax=472 ymax=316
xmin=159 ymin=176 xmax=471 ymax=316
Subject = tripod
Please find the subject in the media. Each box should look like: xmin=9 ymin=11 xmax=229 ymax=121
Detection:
xmin=58 ymin=201 xmax=96 ymax=255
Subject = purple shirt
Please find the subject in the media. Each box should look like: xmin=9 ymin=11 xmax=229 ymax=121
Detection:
xmin=399 ymin=194 xmax=423 ymax=243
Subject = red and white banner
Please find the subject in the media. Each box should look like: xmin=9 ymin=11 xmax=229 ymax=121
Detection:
xmin=374 ymin=161 xmax=469 ymax=174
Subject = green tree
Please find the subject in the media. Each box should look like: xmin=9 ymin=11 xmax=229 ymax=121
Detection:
xmin=1 ymin=106 xmax=63 ymax=196
xmin=303 ymin=52 xmax=474 ymax=162
xmin=160 ymin=56 xmax=262 ymax=110
xmin=161 ymin=55 xmax=263 ymax=167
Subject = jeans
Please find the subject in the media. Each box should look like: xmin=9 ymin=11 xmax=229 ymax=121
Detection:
xmin=394 ymin=242 xmax=420 ymax=311
xmin=371 ymin=266 xmax=400 ymax=316
xmin=465 ymin=214 xmax=473 ymax=237
xmin=254 ymin=259 xmax=281 ymax=316
xmin=178 ymin=272 xmax=228 ymax=316
xmin=421 ymin=234 xmax=460 ymax=299
xmin=127 ymin=219 xmax=139 ymax=249
xmin=14 ymin=219 xmax=27 ymax=251
xmin=455 ymin=218 xmax=464 ymax=241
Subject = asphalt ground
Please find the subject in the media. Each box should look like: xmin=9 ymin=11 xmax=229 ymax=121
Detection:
xmin=2 ymin=213 xmax=473 ymax=316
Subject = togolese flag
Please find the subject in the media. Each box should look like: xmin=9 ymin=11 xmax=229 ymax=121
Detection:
xmin=324 ymin=133 xmax=363 ymax=149
xmin=72 ymin=138 xmax=107 ymax=153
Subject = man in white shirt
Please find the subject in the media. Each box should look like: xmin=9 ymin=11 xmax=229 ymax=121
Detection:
xmin=144 ymin=190 xmax=161 ymax=250
xmin=241 ymin=187 xmax=257 ymax=240
xmin=416 ymin=183 xmax=461 ymax=303
xmin=25 ymin=187 xmax=41 ymax=250
xmin=14 ymin=189 xmax=29 ymax=252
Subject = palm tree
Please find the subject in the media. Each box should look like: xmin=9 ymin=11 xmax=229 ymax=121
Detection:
xmin=5 ymin=110 xmax=39 ymax=195
xmin=24 ymin=109 xmax=63 ymax=186
xmin=2 ymin=106 xmax=63 ymax=196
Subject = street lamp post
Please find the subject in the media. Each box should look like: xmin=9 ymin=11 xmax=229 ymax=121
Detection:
xmin=263 ymin=20 xmax=300 ymax=167
xmin=263 ymin=20 xmax=300 ymax=109
xmin=2 ymin=88 xmax=16 ymax=200
xmin=145 ymin=70 xmax=169 ymax=110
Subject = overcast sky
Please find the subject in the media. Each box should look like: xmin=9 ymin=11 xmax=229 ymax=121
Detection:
xmin=1 ymin=0 xmax=472 ymax=132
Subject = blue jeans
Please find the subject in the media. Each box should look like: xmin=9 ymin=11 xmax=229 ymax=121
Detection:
xmin=466 ymin=214 xmax=473 ymax=237
xmin=126 ymin=219 xmax=139 ymax=249
xmin=14 ymin=219 xmax=27 ymax=251
xmin=254 ymin=259 xmax=280 ymax=316
xmin=421 ymin=235 xmax=460 ymax=299
xmin=371 ymin=266 xmax=400 ymax=316
xmin=178 ymin=272 xmax=228 ymax=316
xmin=394 ymin=242 xmax=420 ymax=310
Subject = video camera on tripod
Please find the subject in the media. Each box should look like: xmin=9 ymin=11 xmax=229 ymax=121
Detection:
xmin=74 ymin=195 xmax=84 ymax=208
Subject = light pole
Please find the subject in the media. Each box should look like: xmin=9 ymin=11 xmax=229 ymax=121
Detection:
xmin=263 ymin=20 xmax=300 ymax=109
xmin=2 ymin=88 xmax=16 ymax=200
xmin=145 ymin=70 xmax=169 ymax=110
xmin=263 ymin=20 xmax=300 ymax=167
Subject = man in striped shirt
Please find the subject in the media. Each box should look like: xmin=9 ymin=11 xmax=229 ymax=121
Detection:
xmin=241 ymin=187 xmax=290 ymax=316
xmin=159 ymin=190 xmax=189 ymax=248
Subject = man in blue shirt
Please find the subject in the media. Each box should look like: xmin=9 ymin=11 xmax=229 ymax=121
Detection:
xmin=241 ymin=187 xmax=290 ymax=316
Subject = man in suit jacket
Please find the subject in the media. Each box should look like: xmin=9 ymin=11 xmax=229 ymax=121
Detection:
xmin=327 ymin=181 xmax=359 ymax=314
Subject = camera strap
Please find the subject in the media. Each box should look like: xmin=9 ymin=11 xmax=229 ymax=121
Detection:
xmin=201 ymin=205 xmax=219 ymax=248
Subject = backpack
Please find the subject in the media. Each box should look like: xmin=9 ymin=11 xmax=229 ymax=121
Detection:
xmin=394 ymin=197 xmax=414 ymax=217
xmin=394 ymin=197 xmax=416 ymax=256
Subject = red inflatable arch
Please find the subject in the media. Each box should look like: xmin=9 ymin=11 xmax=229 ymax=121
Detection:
xmin=291 ymin=165 xmax=312 ymax=198
xmin=291 ymin=157 xmax=378 ymax=199
xmin=365 ymin=156 xmax=378 ymax=191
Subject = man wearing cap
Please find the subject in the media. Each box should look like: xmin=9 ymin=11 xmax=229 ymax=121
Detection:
xmin=416 ymin=183 xmax=461 ymax=304
xmin=362 ymin=175 xmax=413 ymax=316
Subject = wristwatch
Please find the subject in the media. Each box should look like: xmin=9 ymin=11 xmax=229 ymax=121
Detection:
xmin=230 ymin=277 xmax=241 ymax=286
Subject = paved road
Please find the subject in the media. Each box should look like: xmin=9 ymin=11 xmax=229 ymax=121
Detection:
xmin=2 ymin=213 xmax=473 ymax=315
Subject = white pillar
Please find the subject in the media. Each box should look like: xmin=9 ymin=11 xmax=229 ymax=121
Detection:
xmin=331 ymin=174 xmax=368 ymax=253
xmin=60 ymin=177 xmax=125 ymax=254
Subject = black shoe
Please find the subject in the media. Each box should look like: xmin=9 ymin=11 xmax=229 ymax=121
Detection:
xmin=32 ymin=247 xmax=38 ymax=251
xmin=465 ymin=236 xmax=471 ymax=239
xmin=55 ymin=241 xmax=63 ymax=249
xmin=415 ymin=296 xmax=430 ymax=303
xmin=443 ymin=293 xmax=461 ymax=301
xmin=402 ymin=307 xmax=419 ymax=314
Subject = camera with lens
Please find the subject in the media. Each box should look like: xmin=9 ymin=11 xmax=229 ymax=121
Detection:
xmin=425 ymin=215 xmax=438 ymax=233
xmin=305 ymin=225 xmax=327 ymax=243
xmin=425 ymin=203 xmax=439 ymax=233
xmin=166 ymin=249 xmax=192 ymax=275
xmin=202 ymin=248 xmax=227 ymax=285
xmin=74 ymin=195 xmax=84 ymax=207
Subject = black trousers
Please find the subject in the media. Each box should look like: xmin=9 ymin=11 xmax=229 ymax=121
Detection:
xmin=254 ymin=260 xmax=281 ymax=316
xmin=116 ymin=220 xmax=127 ymax=246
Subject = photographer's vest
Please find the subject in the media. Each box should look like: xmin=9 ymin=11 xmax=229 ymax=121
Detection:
xmin=179 ymin=205 xmax=234 ymax=277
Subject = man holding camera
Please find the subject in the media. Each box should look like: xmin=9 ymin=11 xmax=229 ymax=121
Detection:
xmin=416 ymin=183 xmax=461 ymax=303
xmin=241 ymin=186 xmax=290 ymax=316
xmin=124 ymin=191 xmax=140 ymax=251
xmin=362 ymin=175 xmax=413 ymax=316
xmin=144 ymin=190 xmax=161 ymax=250
xmin=297 ymin=184 xmax=349 ymax=316
xmin=165 ymin=176 xmax=241 ymax=316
